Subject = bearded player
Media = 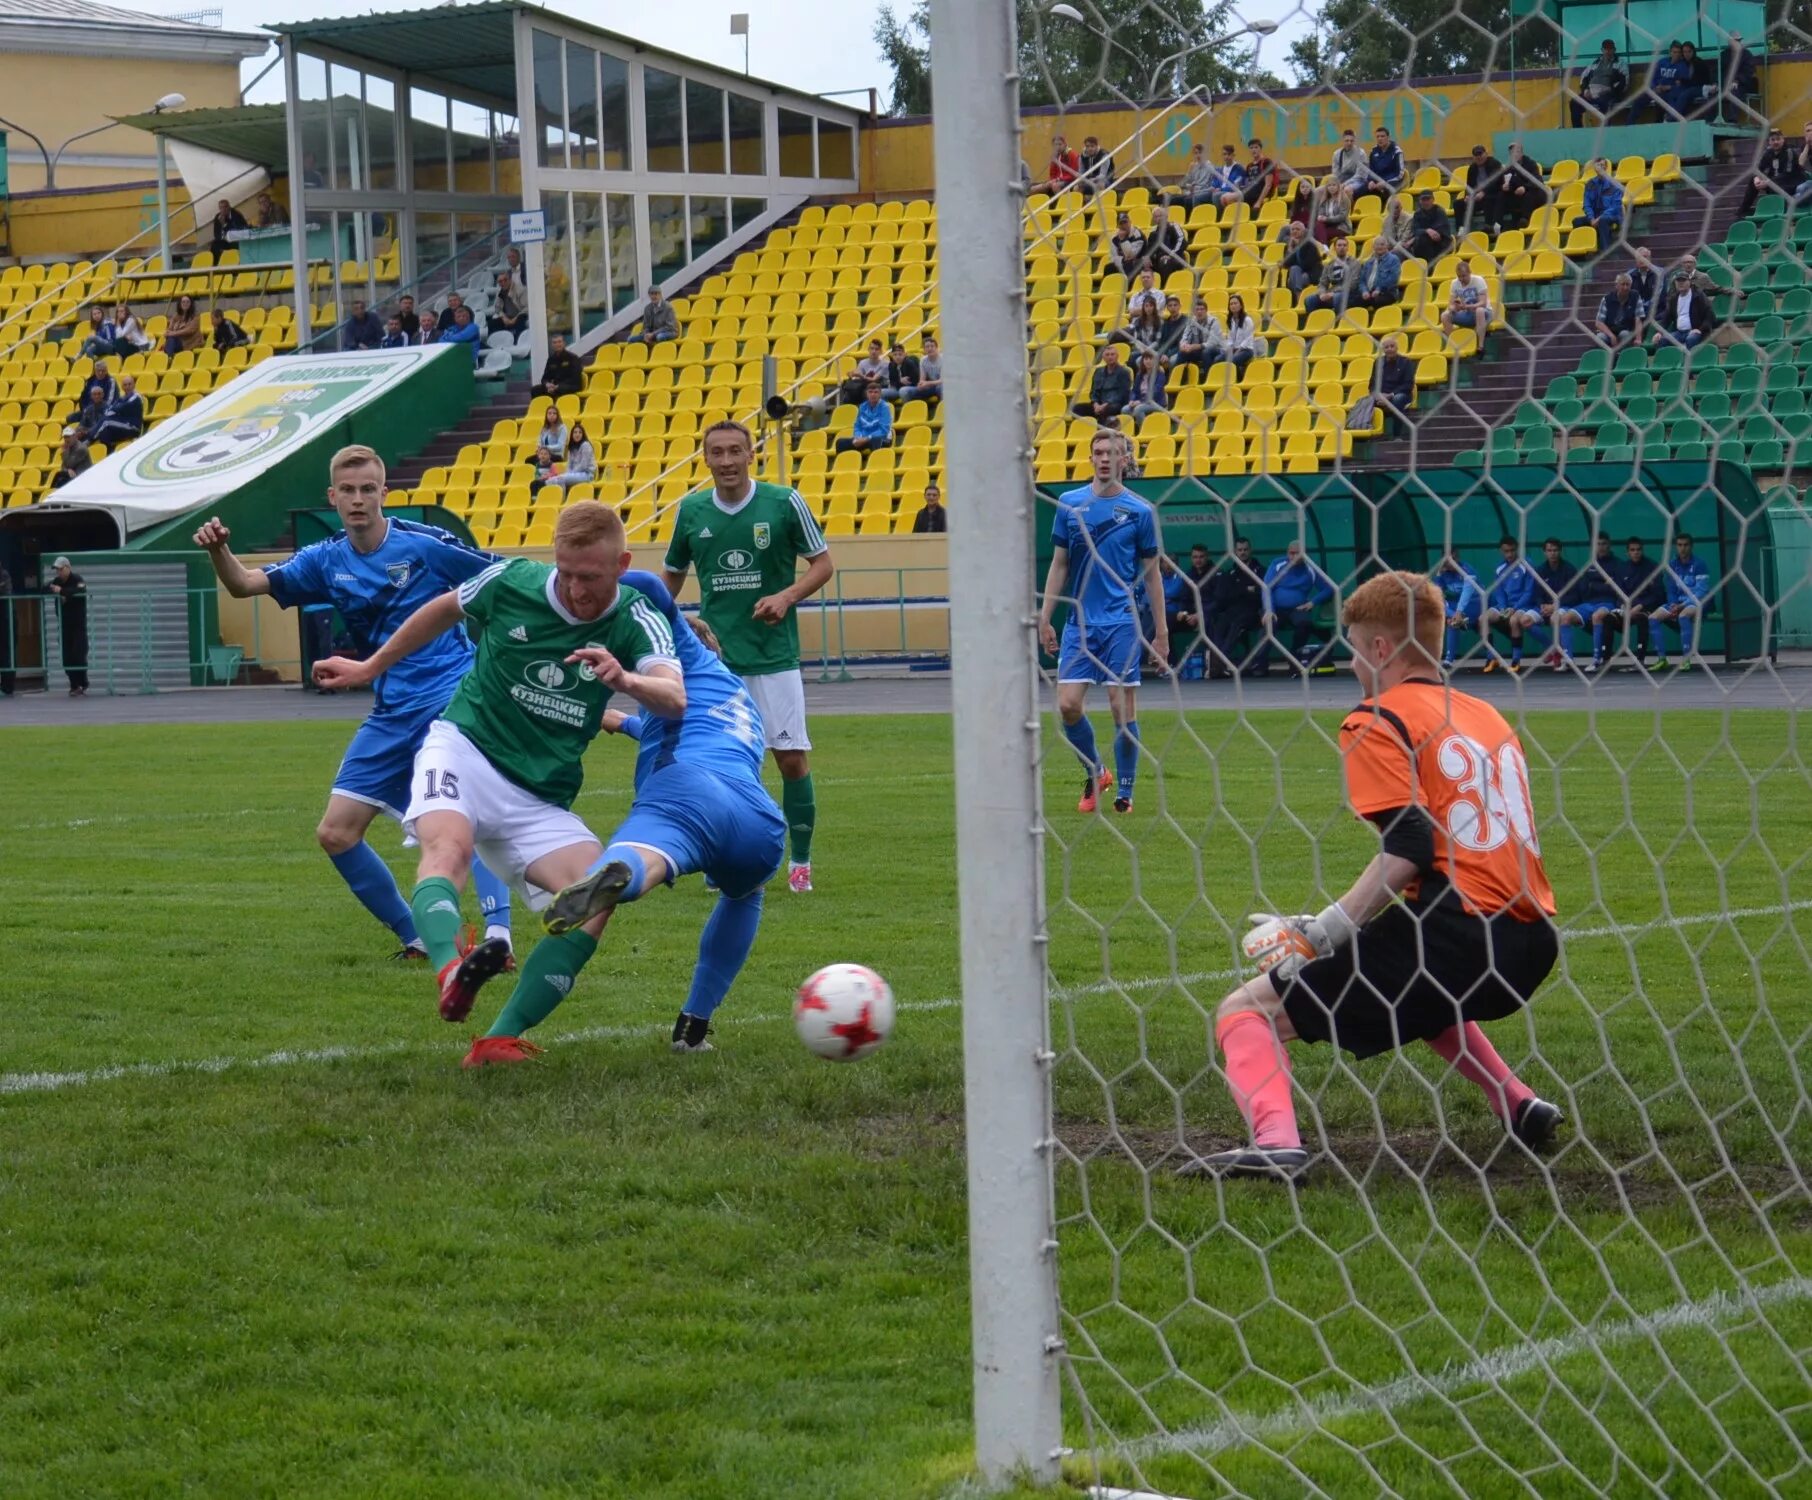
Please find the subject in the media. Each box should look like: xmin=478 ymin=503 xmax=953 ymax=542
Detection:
xmin=1188 ymin=570 xmax=1564 ymax=1181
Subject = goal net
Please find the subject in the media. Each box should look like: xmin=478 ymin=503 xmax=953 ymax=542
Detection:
xmin=931 ymin=0 xmax=1812 ymax=1493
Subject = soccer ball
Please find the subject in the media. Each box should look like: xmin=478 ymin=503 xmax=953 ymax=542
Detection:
xmin=794 ymin=963 xmax=895 ymax=1062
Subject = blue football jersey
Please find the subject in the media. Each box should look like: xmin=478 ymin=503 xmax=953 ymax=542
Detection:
xmin=618 ymin=570 xmax=766 ymax=787
xmin=1051 ymin=485 xmax=1160 ymax=631
xmin=264 ymin=518 xmax=500 ymax=713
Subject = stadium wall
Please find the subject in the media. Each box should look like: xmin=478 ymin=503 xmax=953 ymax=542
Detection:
xmin=7 ymin=181 xmax=195 ymax=262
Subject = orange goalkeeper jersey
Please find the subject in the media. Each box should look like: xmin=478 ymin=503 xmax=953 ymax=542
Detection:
xmin=1339 ymin=677 xmax=1557 ymax=922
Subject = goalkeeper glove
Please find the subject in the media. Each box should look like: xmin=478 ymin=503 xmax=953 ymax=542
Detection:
xmin=1241 ymin=902 xmax=1359 ymax=982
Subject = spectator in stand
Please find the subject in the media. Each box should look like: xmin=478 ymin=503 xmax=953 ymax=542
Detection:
xmin=77 ymin=308 xmax=110 ymax=359
xmin=1122 ymin=266 xmax=1162 ymax=323
xmin=1652 ymin=267 xmax=1714 ymax=348
xmin=1556 ymin=533 xmax=1624 ymax=672
xmin=1440 ymin=259 xmax=1493 ymax=342
xmin=1648 ymin=41 xmax=1697 ymax=120
xmin=1073 ymin=344 xmax=1133 ymax=418
xmin=882 ymin=341 xmax=920 ymax=401
xmin=1573 ymin=159 xmax=1624 ymax=252
xmin=1461 ymin=145 xmax=1502 ymax=231
xmin=1594 ymin=273 xmax=1644 ymax=348
xmin=1533 ymin=537 xmax=1578 ymax=668
xmin=503 ymin=247 xmax=525 ymax=281
xmin=211 ymin=307 xmax=249 ymax=352
xmin=78 ymin=360 xmax=115 ymax=413
xmin=1677 ymin=250 xmax=1732 ymax=302
xmin=1312 ymin=179 xmax=1354 ymax=245
xmin=410 ymin=313 xmax=441 ymax=347
xmin=46 ymin=557 xmax=88 ymax=695
xmin=909 ymin=336 xmax=942 ymax=403
xmin=1485 ymin=536 xmax=1544 ymax=673
xmin=394 ymin=294 xmax=419 ymax=336
xmin=911 ymin=483 xmax=946 ymax=534
xmin=1431 ymin=554 xmax=1485 ymax=669
xmin=75 ymin=384 xmax=109 ymax=440
xmin=636 ymin=285 xmax=679 ymax=345
xmin=1204 ymin=536 xmax=1266 ymax=678
xmin=1174 ymin=297 xmax=1223 ymax=377
xmin=162 ymin=294 xmax=203 ymax=356
xmin=1374 ymin=334 xmax=1418 ymax=437
xmin=1108 ymin=211 xmax=1149 ymax=278
xmin=1217 ymin=294 xmax=1263 ymax=379
xmin=1170 ymin=143 xmax=1217 ymax=209
xmin=1261 ymin=540 xmax=1336 ymax=677
xmin=531 ymin=402 xmax=567 ymax=470
xmin=109 ymin=301 xmax=151 ymax=357
xmin=1353 ymin=235 xmax=1403 ymax=311
xmin=1302 ymin=234 xmax=1357 ymax=315
xmin=1741 ymin=127 xmax=1801 ymax=216
xmin=1613 ymin=536 xmax=1668 ymax=666
xmin=379 ymin=313 xmax=407 ymax=349
xmin=1331 ymin=129 xmax=1367 ymax=193
xmin=1571 ymin=40 xmax=1628 ymax=128
xmin=1076 ymin=135 xmax=1115 ymax=198
xmin=1628 ymin=246 xmax=1660 ymax=318
xmin=1127 ymin=349 xmax=1170 ymax=422
xmin=1282 ymin=175 xmax=1316 ymax=234
xmin=487 ymin=271 xmax=528 ymax=337
xmin=439 ymin=303 xmax=483 ymax=365
xmin=1790 ymin=122 xmax=1812 ymax=208
xmin=51 ymin=427 xmax=93 ymax=489
xmin=434 ymin=292 xmax=465 ymax=333
xmin=341 ymin=297 xmax=384 ymax=351
xmin=1719 ymin=33 xmax=1759 ymax=122
xmin=1490 ymin=142 xmax=1547 ymax=232
xmin=1366 ymin=126 xmax=1406 ymax=194
xmin=1112 ymin=301 xmax=1166 ymax=361
xmin=542 ymin=420 xmax=596 ymax=492
xmin=255 ymin=190 xmax=288 ymax=228
xmin=1280 ymin=220 xmax=1323 ymax=298
xmin=1680 ymin=42 xmax=1714 ymax=115
xmin=1154 ymin=295 xmax=1188 ymax=370
xmin=1651 ymin=532 xmax=1711 ymax=664
xmin=1208 ymin=142 xmax=1247 ymax=206
xmin=208 ymin=198 xmax=248 ymax=258
xmin=1045 ymin=134 xmax=1081 ymax=193
xmin=91 ymin=375 xmax=143 ymax=448
xmin=1377 ymin=194 xmax=1416 ymax=256
xmin=837 ymin=382 xmax=895 ymax=455
xmin=1146 ymin=205 xmax=1188 ymax=276
xmin=1240 ymin=138 xmax=1281 ymax=209
xmin=1408 ymin=188 xmax=1453 ymax=263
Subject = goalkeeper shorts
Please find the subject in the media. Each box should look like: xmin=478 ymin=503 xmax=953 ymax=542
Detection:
xmin=1278 ymin=891 xmax=1559 ymax=1060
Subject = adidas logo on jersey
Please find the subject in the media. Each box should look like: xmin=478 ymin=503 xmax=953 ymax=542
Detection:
xmin=699 ymin=527 xmax=713 ymax=539
xmin=509 ymin=625 xmax=528 ymax=641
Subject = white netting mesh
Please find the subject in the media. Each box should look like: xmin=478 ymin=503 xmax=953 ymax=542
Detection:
xmin=972 ymin=0 xmax=1812 ymax=1491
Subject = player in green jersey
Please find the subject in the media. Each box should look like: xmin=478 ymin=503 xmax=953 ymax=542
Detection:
xmin=662 ymin=419 xmax=833 ymax=892
xmin=313 ymin=502 xmax=687 ymax=1024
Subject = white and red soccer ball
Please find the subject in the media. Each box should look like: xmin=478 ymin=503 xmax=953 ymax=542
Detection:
xmin=794 ymin=963 xmax=895 ymax=1062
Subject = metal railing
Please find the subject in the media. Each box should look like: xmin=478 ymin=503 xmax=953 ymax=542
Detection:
xmin=291 ymin=221 xmax=514 ymax=356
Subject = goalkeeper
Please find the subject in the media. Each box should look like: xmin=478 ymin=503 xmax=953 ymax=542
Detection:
xmin=1191 ymin=571 xmax=1564 ymax=1181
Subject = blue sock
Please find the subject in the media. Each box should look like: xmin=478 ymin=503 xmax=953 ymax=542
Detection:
xmin=1114 ymin=719 xmax=1141 ymax=802
xmin=1443 ymin=624 xmax=1459 ymax=661
xmin=1681 ymin=617 xmax=1695 ymax=655
xmin=1592 ymin=612 xmax=1609 ymax=658
xmin=587 ymin=843 xmax=652 ymax=900
xmin=1557 ymin=622 xmax=1574 ymax=657
xmin=683 ymin=889 xmax=765 ymax=1019
xmin=328 ymin=841 xmax=416 ymax=942
xmin=471 ymin=856 xmax=512 ymax=938
xmin=1060 ymin=714 xmax=1100 ymax=776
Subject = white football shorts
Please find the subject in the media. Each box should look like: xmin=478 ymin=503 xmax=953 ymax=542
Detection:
xmin=744 ymin=667 xmax=811 ymax=752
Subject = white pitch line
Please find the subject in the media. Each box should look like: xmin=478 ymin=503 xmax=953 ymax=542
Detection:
xmin=1117 ymin=1276 xmax=1812 ymax=1464
xmin=4 ymin=903 xmax=1808 ymax=1099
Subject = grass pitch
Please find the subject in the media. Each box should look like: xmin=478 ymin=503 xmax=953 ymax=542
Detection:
xmin=2 ymin=706 xmax=1809 ymax=1498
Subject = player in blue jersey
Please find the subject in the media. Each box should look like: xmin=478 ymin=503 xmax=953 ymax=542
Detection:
xmin=193 ymin=443 xmax=514 ymax=959
xmin=1484 ymin=536 xmax=1543 ymax=672
xmin=1556 ymin=533 xmax=1623 ymax=673
xmin=1651 ymin=532 xmax=1712 ymax=667
xmin=1037 ymin=427 xmax=1167 ymax=815
xmin=458 ymin=553 xmax=788 ymax=1066
xmin=1431 ymin=554 xmax=1484 ymax=670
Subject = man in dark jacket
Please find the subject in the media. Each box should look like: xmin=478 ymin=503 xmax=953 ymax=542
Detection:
xmin=1534 ymin=537 xmax=1579 ymax=668
xmin=883 ymin=342 xmax=921 ymax=400
xmin=1490 ymin=143 xmax=1547 ymax=232
xmin=0 ymin=560 xmax=14 ymax=695
xmin=1146 ymin=206 xmax=1189 ymax=276
xmin=537 ymin=332 xmax=585 ymax=398
xmin=1612 ymin=536 xmax=1668 ymax=665
xmin=1652 ymin=272 xmax=1715 ymax=348
xmin=1740 ymin=128 xmax=1801 ymax=216
xmin=1461 ymin=145 xmax=1501 ymax=230
xmin=1375 ymin=334 xmax=1418 ymax=437
xmin=1203 ymin=536 xmax=1266 ymax=678
xmin=1594 ymin=274 xmax=1644 ymax=348
xmin=1408 ymin=189 xmax=1453 ymax=263
xmin=1072 ymin=345 xmax=1133 ymax=419
xmin=1366 ymin=127 xmax=1406 ymax=193
xmin=91 ymin=375 xmax=144 ymax=447
xmin=911 ymin=484 xmax=947 ymax=533
xmin=1571 ymin=40 xmax=1628 ymax=128
xmin=341 ymin=299 xmax=384 ymax=351
xmin=1279 ymin=221 xmax=1323 ymax=297
xmin=47 ymin=556 xmax=88 ymax=695
xmin=1719 ymin=33 xmax=1759 ymax=121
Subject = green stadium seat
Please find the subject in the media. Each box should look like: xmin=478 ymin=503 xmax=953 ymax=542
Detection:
xmin=1716 ymin=439 xmax=1748 ymax=464
xmin=1672 ymin=440 xmax=1711 ymax=460
xmin=1793 ymin=217 xmax=1812 ymax=247
xmin=1599 ymin=444 xmax=1637 ymax=463
xmin=1544 ymin=375 xmax=1579 ymax=402
xmin=1756 ymin=195 xmax=1786 ymax=218
xmin=1550 ymin=398 xmax=1585 ymax=427
xmin=1613 ymin=346 xmax=1647 ymax=375
xmin=1773 ymin=389 xmax=1806 ymax=417
xmin=1667 ymin=420 xmax=1706 ymax=446
xmin=1754 ymin=315 xmax=1789 ymax=347
xmin=1727 ymin=242 xmax=1762 ymax=271
xmin=1741 ymin=291 xmax=1777 ymax=319
xmin=1654 ymin=370 xmax=1687 ymax=403
xmin=1699 ymin=393 xmax=1734 ymax=427
xmin=1730 ymin=366 xmax=1763 ymax=397
xmin=1724 ymin=342 xmax=1758 ymax=368
xmin=1620 ymin=371 xmax=1653 ymax=399
xmin=1693 ymin=367 xmax=1727 ymax=396
xmin=1765 ymin=364 xmax=1798 ymax=396
xmin=1726 ymin=220 xmax=1758 ymax=245
xmin=1781 ymin=288 xmax=1812 ymax=320
xmin=1625 ymin=395 xmax=1659 ymax=426
xmin=1750 ymin=439 xmax=1787 ymax=469
xmin=1455 ymin=448 xmax=1485 ymax=469
xmin=1780 ymin=411 xmax=1812 ymax=440
xmin=1511 ymin=398 xmax=1548 ymax=431
xmin=1774 ymin=263 xmax=1807 ymax=291
xmin=1576 ymin=348 xmax=1611 ymax=376
xmin=1580 ymin=374 xmax=1614 ymax=401
xmin=1741 ymin=414 xmax=1778 ymax=444
xmin=1490 ymin=426 xmax=1520 ymax=456
xmin=1649 ymin=345 xmax=1685 ymax=373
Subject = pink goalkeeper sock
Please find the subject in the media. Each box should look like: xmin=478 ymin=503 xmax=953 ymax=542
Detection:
xmin=1425 ymin=1021 xmax=1535 ymax=1121
xmin=1216 ymin=1011 xmax=1301 ymax=1149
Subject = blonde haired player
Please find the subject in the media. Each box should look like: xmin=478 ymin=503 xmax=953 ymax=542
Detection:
xmin=1189 ymin=570 xmax=1564 ymax=1181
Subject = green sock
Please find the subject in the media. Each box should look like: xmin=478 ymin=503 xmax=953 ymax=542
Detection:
xmin=409 ymin=876 xmax=465 ymax=970
xmin=782 ymin=773 xmax=816 ymax=864
xmin=486 ymin=930 xmax=598 ymax=1038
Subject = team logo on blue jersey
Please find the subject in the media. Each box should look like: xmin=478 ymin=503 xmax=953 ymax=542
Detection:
xmin=723 ymin=548 xmax=753 ymax=569
xmin=386 ymin=561 xmax=413 ymax=587
xmin=753 ymin=523 xmax=771 ymax=549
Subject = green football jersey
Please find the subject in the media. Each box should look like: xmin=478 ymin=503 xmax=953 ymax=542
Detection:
xmin=664 ymin=481 xmax=828 ymax=676
xmin=442 ymin=559 xmax=680 ymax=809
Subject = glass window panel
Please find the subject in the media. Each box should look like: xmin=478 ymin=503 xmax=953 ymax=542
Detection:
xmin=777 ymin=108 xmax=814 ymax=178
xmin=573 ymin=193 xmax=607 ymax=336
xmin=818 ymin=121 xmax=854 ymax=180
xmin=685 ymin=79 xmax=725 ymax=175
xmin=409 ymin=88 xmax=449 ymax=192
xmin=488 ymin=110 xmax=518 ymax=196
xmin=328 ymin=64 xmax=363 ymax=190
xmin=567 ymin=43 xmax=599 ymax=172
xmin=690 ymin=196 xmax=728 ymax=263
xmin=644 ymin=67 xmax=683 ymax=173
xmin=599 ymin=53 xmax=630 ymax=170
xmin=295 ymin=56 xmax=329 ymax=198
xmin=413 ymin=210 xmax=453 ymax=298
xmin=541 ymin=194 xmax=575 ymax=343
xmin=730 ymin=196 xmax=766 ymax=232
xmin=532 ymin=29 xmax=566 ymax=168
xmin=728 ymin=92 xmax=764 ymax=176
xmin=607 ymin=194 xmax=638 ymax=313
xmin=446 ymin=99 xmax=491 ymax=192
xmin=649 ymin=193 xmax=686 ymax=281
xmin=364 ymin=75 xmax=397 ymax=191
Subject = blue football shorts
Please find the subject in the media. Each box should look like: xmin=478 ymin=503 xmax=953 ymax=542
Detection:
xmin=608 ymin=761 xmax=787 ymax=900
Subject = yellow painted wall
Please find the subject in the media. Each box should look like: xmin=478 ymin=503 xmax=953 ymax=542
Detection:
xmin=7 ymin=181 xmax=194 ymax=261
xmin=0 ymin=55 xmax=243 ymax=194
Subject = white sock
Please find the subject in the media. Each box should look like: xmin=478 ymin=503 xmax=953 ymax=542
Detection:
xmin=485 ymin=922 xmax=513 ymax=947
